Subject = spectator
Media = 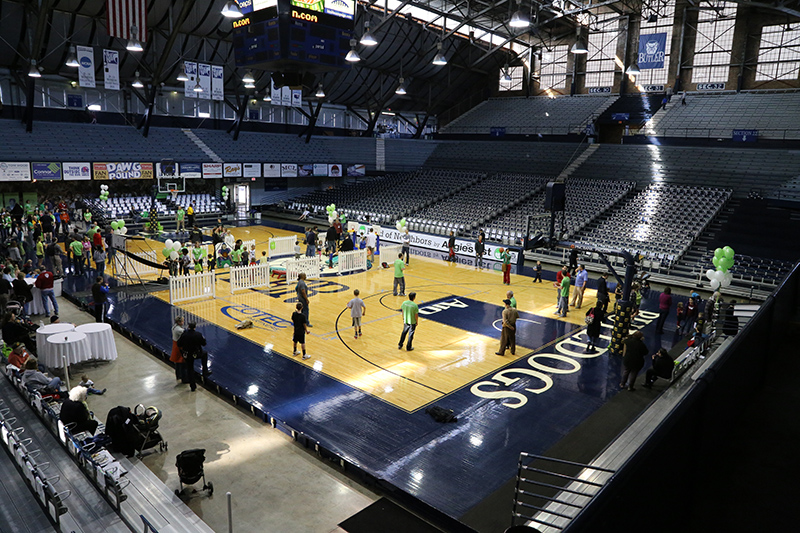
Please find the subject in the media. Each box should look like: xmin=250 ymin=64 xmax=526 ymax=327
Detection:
xmin=170 ymin=316 xmax=187 ymax=383
xmin=401 ymin=228 xmax=411 ymax=264
xmin=176 ymin=206 xmax=186 ymax=232
xmin=186 ymin=203 xmax=195 ymax=227
xmin=305 ymin=226 xmax=317 ymax=257
xmin=568 ymin=247 xmax=578 ymax=274
xmin=78 ymin=375 xmax=106 ymax=395
xmin=533 ymin=260 xmax=542 ymax=283
xmin=596 ymin=271 xmax=610 ymax=311
xmin=393 ymin=253 xmax=405 ymax=297
xmin=675 ymin=301 xmax=686 ymax=334
xmin=93 ymin=246 xmax=106 ymax=279
xmin=684 ymin=296 xmax=698 ymax=334
xmin=91 ymin=276 xmax=108 ymax=322
xmin=447 ymin=231 xmax=456 ymax=262
xmin=177 ymin=322 xmax=208 ymax=392
xmin=585 ymin=301 xmax=605 ymax=353
xmin=555 ymin=270 xmax=570 ymax=318
xmin=643 ymin=348 xmax=675 ymax=388
xmin=12 ymin=272 xmax=33 ymax=315
xmin=655 ymin=286 xmax=672 ymax=334
xmin=620 ymin=330 xmax=647 ymax=391
xmin=722 ymin=300 xmax=739 ymax=336
xmin=21 ymin=358 xmax=61 ymax=394
xmin=60 ymin=386 xmax=99 ymax=434
xmin=570 ymin=264 xmax=588 ymax=309
xmin=495 ymin=298 xmax=519 ymax=356
xmin=34 ymin=267 xmax=58 ymax=317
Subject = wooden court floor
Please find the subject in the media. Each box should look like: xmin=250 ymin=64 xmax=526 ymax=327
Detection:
xmin=143 ymin=225 xmax=598 ymax=412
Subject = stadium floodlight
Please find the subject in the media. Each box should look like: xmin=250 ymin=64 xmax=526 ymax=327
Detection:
xmin=127 ymin=25 xmax=144 ymax=52
xmin=432 ymin=42 xmax=447 ymax=66
xmin=242 ymin=70 xmax=255 ymax=84
xmin=244 ymin=82 xmax=256 ymax=89
xmin=28 ymin=59 xmax=41 ymax=78
xmin=315 ymin=84 xmax=325 ymax=98
xmin=263 ymin=93 xmax=271 ymax=102
xmin=194 ymin=80 xmax=204 ymax=92
xmin=360 ymin=21 xmax=378 ymax=46
xmin=501 ymin=64 xmax=512 ymax=82
xmin=177 ymin=64 xmax=189 ymax=82
xmin=66 ymin=46 xmax=80 ymax=68
xmin=131 ymin=71 xmax=144 ymax=88
xmin=87 ymin=104 xmax=101 ymax=111
xmin=626 ymin=63 xmax=641 ymax=76
xmin=509 ymin=4 xmax=530 ymax=29
xmin=221 ymin=1 xmax=244 ymax=18
xmin=570 ymin=39 xmax=588 ymax=54
xmin=346 ymin=39 xmax=361 ymax=62
xmin=395 ymin=78 xmax=407 ymax=95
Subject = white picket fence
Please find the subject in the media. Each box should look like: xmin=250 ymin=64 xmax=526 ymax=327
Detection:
xmin=229 ymin=263 xmax=271 ymax=294
xmin=379 ymin=244 xmax=403 ymax=267
xmin=338 ymin=249 xmax=368 ymax=274
xmin=285 ymin=256 xmax=322 ymax=283
xmin=119 ymin=250 xmax=159 ymax=278
xmin=269 ymin=235 xmax=296 ymax=259
xmin=169 ymin=271 xmax=216 ymax=304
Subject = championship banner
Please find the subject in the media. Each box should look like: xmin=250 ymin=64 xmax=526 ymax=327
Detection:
xmin=313 ymin=164 xmax=328 ymax=176
xmin=31 ymin=162 xmax=62 ymax=181
xmin=263 ymin=163 xmax=281 ymax=177
xmin=93 ymin=162 xmax=153 ymax=180
xmin=62 ymin=162 xmax=92 ymax=181
xmin=281 ymin=86 xmax=291 ymax=106
xmin=202 ymin=162 xmax=223 ymax=179
xmin=198 ymin=63 xmax=211 ymax=100
xmin=347 ymin=164 xmax=365 ymax=177
xmin=380 ymin=226 xmax=521 ymax=264
xmin=180 ymin=163 xmax=202 ymax=179
xmin=271 ymin=80 xmax=282 ymax=106
xmin=281 ymin=163 xmax=297 ymax=177
xmin=223 ymin=163 xmax=242 ymax=177
xmin=103 ymin=49 xmax=120 ymax=90
xmin=211 ymin=65 xmax=224 ymax=101
xmin=638 ymin=33 xmax=667 ymax=69
xmin=291 ymin=90 xmax=302 ymax=106
xmin=243 ymin=163 xmax=261 ymax=178
xmin=184 ymin=61 xmax=197 ymax=98
xmin=77 ymin=46 xmax=96 ymax=88
xmin=328 ymin=164 xmax=342 ymax=177
xmin=0 ymin=162 xmax=31 ymax=182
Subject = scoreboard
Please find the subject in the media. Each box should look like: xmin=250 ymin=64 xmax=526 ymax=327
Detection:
xmin=232 ymin=0 xmax=355 ymax=72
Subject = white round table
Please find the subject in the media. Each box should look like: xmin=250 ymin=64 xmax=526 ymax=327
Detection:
xmin=75 ymin=323 xmax=117 ymax=361
xmin=26 ymin=278 xmax=63 ymax=316
xmin=35 ymin=323 xmax=75 ymax=367
xmin=45 ymin=332 xmax=90 ymax=368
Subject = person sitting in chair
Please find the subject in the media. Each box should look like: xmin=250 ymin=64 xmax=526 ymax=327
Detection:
xmin=60 ymin=386 xmax=99 ymax=434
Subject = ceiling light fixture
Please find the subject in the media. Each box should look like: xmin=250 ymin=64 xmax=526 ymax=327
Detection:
xmin=194 ymin=80 xmax=203 ymax=92
xmin=131 ymin=71 xmax=144 ymax=88
xmin=177 ymin=64 xmax=189 ymax=82
xmin=242 ymin=70 xmax=255 ymax=84
xmin=127 ymin=25 xmax=144 ymax=52
xmin=345 ymin=39 xmax=361 ymax=62
xmin=65 ymin=45 xmax=79 ymax=68
xmin=221 ymin=1 xmax=244 ymax=18
xmin=626 ymin=63 xmax=641 ymax=76
xmin=360 ymin=21 xmax=378 ymax=46
xmin=28 ymin=59 xmax=41 ymax=78
xmin=263 ymin=93 xmax=271 ymax=102
xmin=509 ymin=3 xmax=530 ymax=28
xmin=432 ymin=41 xmax=447 ymax=66
xmin=315 ymin=84 xmax=325 ymax=98
xmin=395 ymin=77 xmax=407 ymax=95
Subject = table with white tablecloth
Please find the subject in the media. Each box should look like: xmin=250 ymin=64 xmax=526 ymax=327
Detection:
xmin=25 ymin=278 xmax=63 ymax=316
xmin=35 ymin=323 xmax=75 ymax=367
xmin=75 ymin=323 xmax=117 ymax=361
xmin=45 ymin=332 xmax=90 ymax=368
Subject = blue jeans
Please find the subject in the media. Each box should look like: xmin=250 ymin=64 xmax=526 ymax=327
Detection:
xmin=47 ymin=376 xmax=61 ymax=391
xmin=41 ymin=288 xmax=58 ymax=316
xmin=96 ymin=261 xmax=105 ymax=279
xmin=398 ymin=323 xmax=416 ymax=350
xmin=306 ymin=245 xmax=316 ymax=257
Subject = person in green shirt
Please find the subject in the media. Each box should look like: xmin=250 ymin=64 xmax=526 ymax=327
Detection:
xmin=176 ymin=207 xmax=186 ymax=232
xmin=69 ymin=238 xmax=85 ymax=274
xmin=35 ymin=237 xmax=44 ymax=268
xmin=230 ymin=244 xmax=243 ymax=267
xmin=398 ymin=292 xmax=419 ymax=351
xmin=500 ymin=248 xmax=512 ymax=284
xmin=506 ymin=290 xmax=517 ymax=309
xmin=392 ymin=253 xmax=405 ymax=296
xmin=557 ymin=272 xmax=571 ymax=317
xmin=192 ymin=243 xmax=205 ymax=271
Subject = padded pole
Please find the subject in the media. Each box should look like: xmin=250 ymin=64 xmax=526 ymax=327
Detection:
xmin=227 ymin=491 xmax=233 ymax=533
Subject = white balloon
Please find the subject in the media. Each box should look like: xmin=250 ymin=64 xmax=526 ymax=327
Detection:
xmin=713 ymin=270 xmax=725 ymax=282
xmin=328 ymin=216 xmax=336 ymax=225
xmin=710 ymin=279 xmax=721 ymax=290
xmin=173 ymin=241 xmax=182 ymax=250
xmin=705 ymin=269 xmax=715 ymax=281
xmin=724 ymin=272 xmax=733 ymax=282
xmin=120 ymin=227 xmax=128 ymax=235
xmin=169 ymin=251 xmax=179 ymax=260
xmin=165 ymin=239 xmax=174 ymax=248
xmin=721 ymin=278 xmax=731 ymax=288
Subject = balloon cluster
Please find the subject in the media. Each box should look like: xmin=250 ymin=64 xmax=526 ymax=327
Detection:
xmin=705 ymin=246 xmax=735 ymax=290
xmin=326 ymin=204 xmax=337 ymax=225
xmin=99 ymin=184 xmax=110 ymax=202
xmin=162 ymin=239 xmax=184 ymax=261
xmin=110 ymin=219 xmax=127 ymax=235
xmin=395 ymin=218 xmax=407 ymax=232
xmin=221 ymin=186 xmax=229 ymax=202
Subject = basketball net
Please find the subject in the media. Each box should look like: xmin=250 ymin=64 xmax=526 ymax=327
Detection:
xmin=170 ymin=189 xmax=178 ymax=202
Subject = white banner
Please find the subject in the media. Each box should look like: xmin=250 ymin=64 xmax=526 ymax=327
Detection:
xmin=198 ymin=63 xmax=211 ymax=100
xmin=263 ymin=163 xmax=281 ymax=177
xmin=281 ymin=86 xmax=292 ymax=106
xmin=328 ymin=164 xmax=342 ymax=177
xmin=313 ymin=164 xmax=328 ymax=176
xmin=281 ymin=163 xmax=297 ymax=177
xmin=62 ymin=162 xmax=92 ymax=181
xmin=202 ymin=162 xmax=223 ymax=179
xmin=211 ymin=65 xmax=224 ymax=101
xmin=243 ymin=163 xmax=260 ymax=178
xmin=103 ymin=49 xmax=120 ymax=91
xmin=0 ymin=162 xmax=31 ymax=182
xmin=291 ymin=89 xmax=302 ymax=106
xmin=271 ymin=80 xmax=281 ymax=105
xmin=156 ymin=162 xmax=179 ymax=178
xmin=184 ymin=61 xmax=197 ymax=98
xmin=380 ymin=226 xmax=520 ymax=264
xmin=224 ymin=163 xmax=242 ymax=177
xmin=77 ymin=46 xmax=96 ymax=88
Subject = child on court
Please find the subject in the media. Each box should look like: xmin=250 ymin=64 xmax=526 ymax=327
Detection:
xmin=534 ymin=261 xmax=542 ymax=282
xmin=250 ymin=245 xmax=258 ymax=265
xmin=294 ymin=241 xmax=301 ymax=259
xmin=292 ymin=302 xmax=310 ymax=360
xmin=259 ymin=251 xmax=269 ymax=265
xmin=675 ymin=301 xmax=685 ymax=333
xmin=347 ymin=289 xmax=366 ymax=339
xmin=207 ymin=254 xmax=216 ymax=272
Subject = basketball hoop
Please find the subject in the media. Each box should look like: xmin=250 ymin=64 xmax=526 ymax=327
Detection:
xmin=169 ymin=189 xmax=178 ymax=202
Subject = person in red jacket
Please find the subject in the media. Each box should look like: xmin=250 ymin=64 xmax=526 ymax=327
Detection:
xmin=34 ymin=268 xmax=58 ymax=317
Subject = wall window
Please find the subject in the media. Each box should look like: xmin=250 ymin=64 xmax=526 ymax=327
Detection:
xmin=585 ymin=15 xmax=620 ymax=88
xmin=637 ymin=0 xmax=675 ymax=86
xmin=755 ymin=25 xmax=800 ymax=81
xmin=691 ymin=1 xmax=738 ymax=83
xmin=499 ymin=65 xmax=525 ymax=91
xmin=539 ymin=45 xmax=569 ymax=90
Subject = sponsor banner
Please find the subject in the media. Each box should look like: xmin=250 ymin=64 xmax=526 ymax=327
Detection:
xmin=281 ymin=163 xmax=298 ymax=177
xmin=224 ymin=163 xmax=243 ymax=177
xmin=93 ymin=162 xmax=153 ymax=180
xmin=638 ymin=33 xmax=667 ymax=69
xmin=0 ymin=162 xmax=31 ymax=182
xmin=180 ymin=162 xmax=202 ymax=179
xmin=313 ymin=164 xmax=328 ymax=176
xmin=202 ymin=162 xmax=223 ymax=179
xmin=31 ymin=162 xmax=62 ymax=180
xmin=103 ymin=49 xmax=120 ymax=91
xmin=380 ymin=226 xmax=521 ymax=264
xmin=298 ymin=164 xmax=313 ymax=177
xmin=198 ymin=63 xmax=211 ymax=100
xmin=243 ymin=163 xmax=261 ymax=178
xmin=77 ymin=45 xmax=96 ymax=88
xmin=271 ymin=80 xmax=282 ymax=105
xmin=323 ymin=0 xmax=354 ymax=19
xmin=328 ymin=164 xmax=342 ymax=177
xmin=184 ymin=61 xmax=198 ymax=98
xmin=263 ymin=163 xmax=281 ymax=177
xmin=62 ymin=162 xmax=92 ymax=181
xmin=347 ymin=164 xmax=365 ymax=177
xmin=66 ymin=94 xmax=83 ymax=108
xmin=156 ymin=162 xmax=179 ymax=178
xmin=211 ymin=65 xmax=224 ymax=101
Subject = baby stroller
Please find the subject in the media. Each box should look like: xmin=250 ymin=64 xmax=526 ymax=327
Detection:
xmin=131 ymin=404 xmax=168 ymax=457
xmin=174 ymin=449 xmax=213 ymax=497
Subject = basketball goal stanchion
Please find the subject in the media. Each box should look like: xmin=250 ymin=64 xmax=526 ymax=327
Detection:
xmin=268 ymin=236 xmax=296 ymax=259
xmin=169 ymin=272 xmax=216 ymax=305
xmin=230 ymin=264 xmax=271 ymax=294
xmin=338 ymin=249 xmax=368 ymax=275
xmin=379 ymin=244 xmax=402 ymax=267
xmin=285 ymin=256 xmax=322 ymax=283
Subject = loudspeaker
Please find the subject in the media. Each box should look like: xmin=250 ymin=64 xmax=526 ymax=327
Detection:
xmin=545 ymin=182 xmax=566 ymax=212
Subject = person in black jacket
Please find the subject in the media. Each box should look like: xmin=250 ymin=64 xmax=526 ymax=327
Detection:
xmin=1 ymin=312 xmax=35 ymax=351
xmin=585 ymin=302 xmax=605 ymax=353
xmin=177 ymin=322 xmax=208 ymax=391
xmin=596 ymin=272 xmax=610 ymax=311
xmin=475 ymin=235 xmax=485 ymax=270
xmin=60 ymin=386 xmax=99 ymax=434
xmin=447 ymin=231 xmax=456 ymax=262
xmin=643 ymin=349 xmax=675 ymax=388
xmin=620 ymin=330 xmax=648 ymax=391
xmin=11 ymin=272 xmax=33 ymax=316
xmin=91 ymin=276 xmax=108 ymax=323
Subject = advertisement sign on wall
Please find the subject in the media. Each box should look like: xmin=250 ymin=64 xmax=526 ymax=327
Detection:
xmin=62 ymin=162 xmax=92 ymax=181
xmin=346 ymin=164 xmax=365 ymax=177
xmin=180 ymin=163 xmax=203 ymax=179
xmin=379 ymin=226 xmax=521 ymax=264
xmin=223 ymin=163 xmax=243 ymax=178
xmin=263 ymin=163 xmax=281 ymax=177
xmin=328 ymin=164 xmax=342 ymax=177
xmin=0 ymin=162 xmax=31 ymax=182
xmin=31 ymin=162 xmax=62 ymax=180
xmin=243 ymin=163 xmax=261 ymax=178
xmin=313 ymin=164 xmax=328 ymax=176
xmin=93 ymin=162 xmax=153 ymax=180
xmin=202 ymin=163 xmax=223 ymax=179
xmin=281 ymin=163 xmax=298 ymax=177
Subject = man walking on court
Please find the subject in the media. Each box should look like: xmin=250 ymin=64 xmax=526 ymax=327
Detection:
xmin=347 ymin=289 xmax=366 ymax=339
xmin=398 ymin=292 xmax=419 ymax=351
xmin=305 ymin=226 xmax=317 ymax=257
xmin=496 ymin=298 xmax=519 ymax=356
xmin=500 ymin=247 xmax=511 ymax=285
xmin=177 ymin=322 xmax=208 ymax=392
xmin=401 ymin=228 xmax=411 ymax=264
xmin=393 ymin=253 xmax=405 ymax=296
xmin=176 ymin=206 xmax=185 ymax=232
xmin=557 ymin=271 xmax=571 ymax=318
xmin=291 ymin=303 xmax=310 ymax=360
xmin=447 ymin=231 xmax=456 ymax=262
xmin=570 ymin=264 xmax=588 ymax=309
xmin=475 ymin=234 xmax=485 ymax=269
xmin=295 ymin=273 xmax=312 ymax=327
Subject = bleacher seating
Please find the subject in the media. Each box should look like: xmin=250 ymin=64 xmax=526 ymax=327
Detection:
xmin=171 ymin=193 xmax=224 ymax=215
xmin=441 ymin=95 xmax=618 ymax=135
xmin=646 ymin=92 xmax=800 ymax=139
xmin=192 ymin=129 xmax=335 ymax=163
xmin=384 ymin=139 xmax=440 ymax=171
xmin=86 ymin=193 xmax=222 ymax=222
xmin=424 ymin=141 xmax=587 ymax=175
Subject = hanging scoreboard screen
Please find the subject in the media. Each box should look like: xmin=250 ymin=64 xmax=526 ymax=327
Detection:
xmin=232 ymin=0 xmax=354 ymax=72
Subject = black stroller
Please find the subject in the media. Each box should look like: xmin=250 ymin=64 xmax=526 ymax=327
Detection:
xmin=131 ymin=404 xmax=167 ymax=457
xmin=174 ymin=449 xmax=213 ymax=497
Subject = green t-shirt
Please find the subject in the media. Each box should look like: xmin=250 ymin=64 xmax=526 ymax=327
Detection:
xmin=401 ymin=300 xmax=418 ymax=324
xmin=192 ymin=247 xmax=204 ymax=261
xmin=70 ymin=240 xmax=83 ymax=256
xmin=509 ymin=296 xmax=517 ymax=308
xmin=560 ymin=276 xmax=570 ymax=297
xmin=394 ymin=259 xmax=404 ymax=278
xmin=35 ymin=241 xmax=44 ymax=256
xmin=177 ymin=208 xmax=185 ymax=221
xmin=502 ymin=251 xmax=511 ymax=265
xmin=231 ymin=248 xmax=243 ymax=262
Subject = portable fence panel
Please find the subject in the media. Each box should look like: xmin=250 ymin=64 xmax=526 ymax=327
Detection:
xmin=379 ymin=244 xmax=403 ymax=267
xmin=268 ymin=236 xmax=296 ymax=258
xmin=338 ymin=249 xmax=367 ymax=274
xmin=285 ymin=256 xmax=322 ymax=283
xmin=169 ymin=271 xmax=216 ymax=304
xmin=230 ymin=264 xmax=271 ymax=294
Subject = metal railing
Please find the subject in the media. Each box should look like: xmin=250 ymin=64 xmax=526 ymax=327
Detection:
xmin=644 ymin=127 xmax=800 ymax=140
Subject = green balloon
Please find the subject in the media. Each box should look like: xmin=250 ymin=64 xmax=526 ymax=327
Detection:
xmin=118 ymin=219 xmax=125 ymax=228
xmin=713 ymin=247 xmax=724 ymax=259
xmin=111 ymin=221 xmax=119 ymax=230
xmin=712 ymin=256 xmax=720 ymax=268
xmin=162 ymin=248 xmax=170 ymax=258
xmin=723 ymin=246 xmax=734 ymax=259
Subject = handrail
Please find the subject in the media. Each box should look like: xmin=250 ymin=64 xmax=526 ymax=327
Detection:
xmin=643 ymin=126 xmax=800 ymax=140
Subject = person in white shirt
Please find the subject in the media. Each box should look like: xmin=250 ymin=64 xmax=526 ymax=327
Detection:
xmin=346 ymin=289 xmax=366 ymax=339
xmin=401 ymin=229 xmax=411 ymax=265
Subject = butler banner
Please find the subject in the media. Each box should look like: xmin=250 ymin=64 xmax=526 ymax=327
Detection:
xmin=638 ymin=33 xmax=667 ymax=69
xmin=93 ymin=162 xmax=154 ymax=179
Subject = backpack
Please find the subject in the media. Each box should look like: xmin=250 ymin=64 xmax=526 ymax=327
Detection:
xmin=425 ymin=405 xmax=457 ymax=423
xmin=585 ymin=308 xmax=595 ymax=325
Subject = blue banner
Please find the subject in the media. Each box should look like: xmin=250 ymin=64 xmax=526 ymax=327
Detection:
xmin=638 ymin=33 xmax=667 ymax=69
xmin=490 ymin=127 xmax=506 ymax=137
xmin=180 ymin=162 xmax=202 ymax=178
xmin=732 ymin=129 xmax=758 ymax=142
xmin=31 ymin=162 xmax=62 ymax=181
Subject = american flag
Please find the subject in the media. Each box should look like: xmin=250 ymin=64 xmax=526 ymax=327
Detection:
xmin=107 ymin=0 xmax=147 ymax=42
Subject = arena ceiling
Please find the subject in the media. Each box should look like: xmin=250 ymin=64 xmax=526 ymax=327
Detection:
xmin=0 ymin=0 xmax=797 ymax=121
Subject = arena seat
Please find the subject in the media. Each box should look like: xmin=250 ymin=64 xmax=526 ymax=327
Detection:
xmin=424 ymin=140 xmax=587 ymax=175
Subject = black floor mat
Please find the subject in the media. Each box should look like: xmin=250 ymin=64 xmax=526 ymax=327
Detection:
xmin=339 ymin=498 xmax=445 ymax=533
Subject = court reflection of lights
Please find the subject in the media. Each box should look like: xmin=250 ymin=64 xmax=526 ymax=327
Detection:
xmin=247 ymin=384 xmax=259 ymax=396
xmin=384 ymin=385 xmax=393 ymax=393
xmin=470 ymin=434 xmax=484 ymax=447
xmin=262 ymin=343 xmax=274 ymax=353
xmin=313 ymin=360 xmax=323 ymax=371
xmin=411 ymin=470 xmax=424 ymax=483
xmin=142 ymin=375 xmax=156 ymax=391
